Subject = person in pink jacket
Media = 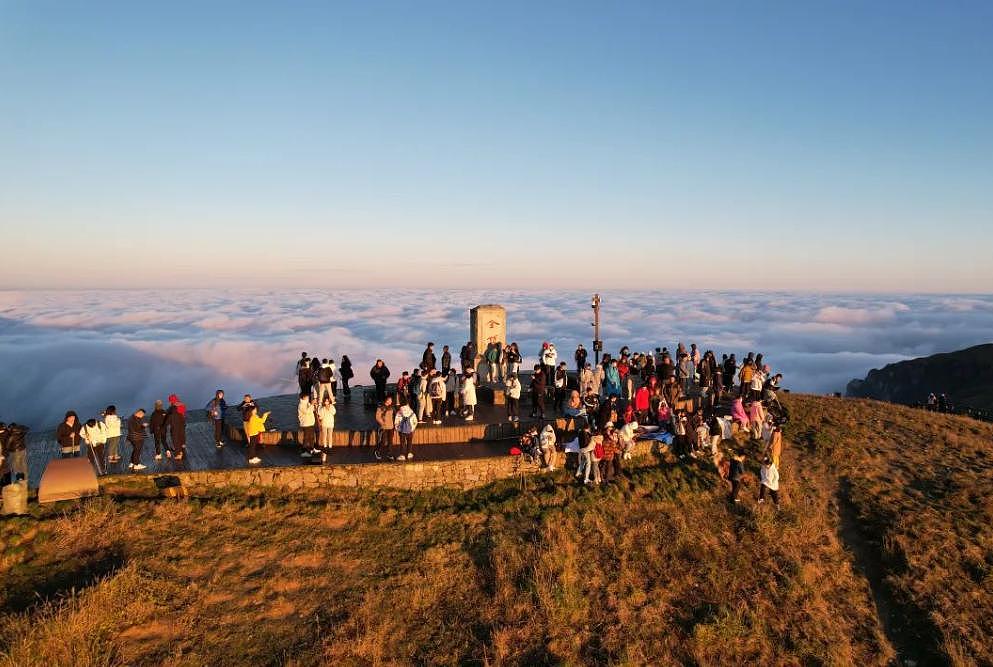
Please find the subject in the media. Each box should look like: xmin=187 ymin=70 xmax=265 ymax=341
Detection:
xmin=731 ymin=397 xmax=750 ymax=429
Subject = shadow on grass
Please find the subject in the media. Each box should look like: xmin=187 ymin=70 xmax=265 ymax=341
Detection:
xmin=0 ymin=543 xmax=125 ymax=614
xmin=835 ymin=477 xmax=946 ymax=666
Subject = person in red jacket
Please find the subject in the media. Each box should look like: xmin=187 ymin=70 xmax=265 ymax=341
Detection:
xmin=634 ymin=384 xmax=650 ymax=423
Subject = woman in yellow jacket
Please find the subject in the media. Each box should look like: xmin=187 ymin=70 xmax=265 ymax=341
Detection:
xmin=243 ymin=405 xmax=270 ymax=465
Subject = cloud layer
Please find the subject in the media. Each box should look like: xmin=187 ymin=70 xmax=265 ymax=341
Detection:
xmin=1 ymin=290 xmax=991 ymax=429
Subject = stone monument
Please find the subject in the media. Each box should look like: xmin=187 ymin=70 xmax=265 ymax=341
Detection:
xmin=470 ymin=304 xmax=506 ymax=369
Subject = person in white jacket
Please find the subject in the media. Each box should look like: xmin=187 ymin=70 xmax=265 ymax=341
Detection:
xmin=394 ymin=402 xmax=418 ymax=461
xmin=317 ymin=395 xmax=336 ymax=463
xmin=428 ymin=370 xmax=446 ymax=424
xmin=298 ymin=392 xmax=317 ymax=458
xmin=103 ymin=405 xmax=122 ymax=464
xmin=539 ymin=423 xmax=557 ymax=471
xmin=80 ymin=417 xmax=108 ymax=475
xmin=461 ymin=369 xmax=478 ymax=421
xmin=759 ymin=456 xmax=780 ymax=508
xmin=504 ymin=373 xmax=522 ymax=422
xmin=541 ymin=342 xmax=558 ymax=383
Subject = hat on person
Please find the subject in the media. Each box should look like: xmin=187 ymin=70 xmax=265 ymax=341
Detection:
xmin=168 ymin=394 xmax=179 ymax=404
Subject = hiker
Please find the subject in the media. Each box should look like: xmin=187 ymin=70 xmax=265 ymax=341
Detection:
xmin=729 ymin=451 xmax=747 ymax=503
xmin=374 ymin=396 xmax=397 ymax=461
xmin=422 ymin=342 xmax=437 ymax=372
xmin=591 ymin=361 xmax=605 ymax=397
xmin=407 ymin=369 xmax=421 ymax=421
xmin=505 ymin=342 xmax=522 ymax=376
xmin=460 ymin=340 xmax=476 ymax=372
xmin=576 ymin=423 xmax=600 ymax=485
xmin=150 ymin=400 xmax=168 ymax=459
xmin=574 ymin=343 xmax=587 ymax=374
xmin=340 ymin=355 xmax=354 ymax=397
xmin=317 ymin=395 xmax=336 ymax=462
xmin=298 ymin=392 xmax=318 ymax=458
xmin=397 ymin=371 xmax=411 ymax=401
xmin=730 ymin=396 xmax=750 ymax=431
xmin=599 ymin=395 xmax=619 ymax=430
xmin=444 ymin=369 xmax=458 ymax=417
xmin=428 ymin=370 xmax=446 ymax=424
xmin=244 ymin=404 xmax=270 ymax=465
xmin=126 ymin=408 xmax=148 ymax=470
xmin=102 ymin=405 xmax=122 ymax=465
xmin=677 ymin=353 xmax=694 ymax=395
xmin=634 ymin=384 xmax=650 ymax=423
xmin=0 ymin=423 xmax=28 ymax=482
xmin=738 ymin=358 xmax=754 ymax=398
xmin=926 ymin=392 xmax=937 ymax=411
xmin=599 ymin=424 xmax=621 ymax=483
xmin=673 ymin=412 xmax=689 ymax=459
xmin=484 ymin=342 xmax=501 ymax=383
xmin=370 ymin=359 xmax=391 ymax=403
xmin=461 ymin=368 xmax=478 ymax=421
xmin=416 ymin=368 xmax=430 ymax=422
xmin=618 ymin=420 xmax=637 ymax=460
xmin=663 ymin=375 xmax=682 ymax=409
xmin=582 ymin=388 xmax=600 ymax=429
xmin=604 ymin=360 xmax=622 ymax=398
xmin=394 ymin=401 xmax=418 ymax=461
xmin=165 ymin=394 xmax=187 ymax=460
xmin=80 ymin=417 xmax=107 ymax=474
xmin=56 ymin=411 xmax=81 ymax=458
xmin=540 ymin=342 xmax=558 ymax=385
xmin=554 ymin=362 xmax=569 ymax=413
xmin=723 ymin=354 xmax=737 ymax=391
xmin=441 ymin=345 xmax=452 ymax=374
xmin=205 ymin=389 xmax=227 ymax=448
xmin=317 ymin=360 xmax=335 ymax=403
xmin=539 ymin=423 xmax=557 ymax=471
xmin=297 ymin=352 xmax=312 ymax=395
xmin=767 ymin=426 xmax=783 ymax=468
xmin=505 ymin=372 xmax=522 ymax=422
xmin=758 ymin=456 xmax=780 ymax=508
xmin=748 ymin=400 xmax=766 ymax=440
xmin=529 ymin=365 xmax=546 ymax=419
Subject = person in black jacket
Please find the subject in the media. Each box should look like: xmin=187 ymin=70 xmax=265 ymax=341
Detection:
xmin=56 ymin=411 xmax=81 ymax=458
xmin=149 ymin=400 xmax=168 ymax=459
xmin=574 ymin=344 xmax=588 ymax=374
xmin=1 ymin=422 xmax=29 ymax=482
xmin=441 ymin=345 xmax=452 ymax=374
xmin=165 ymin=394 xmax=187 ymax=460
xmin=340 ymin=355 xmax=354 ymax=396
xmin=421 ymin=342 xmax=436 ymax=372
xmin=460 ymin=341 xmax=476 ymax=372
xmin=370 ymin=359 xmax=391 ymax=402
xmin=205 ymin=389 xmax=227 ymax=448
xmin=529 ymin=365 xmax=546 ymax=419
xmin=126 ymin=408 xmax=148 ymax=470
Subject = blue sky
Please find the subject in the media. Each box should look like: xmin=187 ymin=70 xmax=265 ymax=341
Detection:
xmin=1 ymin=2 xmax=991 ymax=290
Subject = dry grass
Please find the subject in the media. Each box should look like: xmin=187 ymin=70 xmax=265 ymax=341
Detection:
xmin=2 ymin=393 xmax=989 ymax=665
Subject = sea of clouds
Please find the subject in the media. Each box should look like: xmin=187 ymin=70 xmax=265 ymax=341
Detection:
xmin=1 ymin=290 xmax=991 ymax=429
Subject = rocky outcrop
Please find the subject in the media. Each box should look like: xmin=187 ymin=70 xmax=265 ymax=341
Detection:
xmin=846 ymin=343 xmax=993 ymax=410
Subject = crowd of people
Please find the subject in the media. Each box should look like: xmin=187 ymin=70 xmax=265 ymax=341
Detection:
xmin=1 ymin=339 xmax=787 ymax=509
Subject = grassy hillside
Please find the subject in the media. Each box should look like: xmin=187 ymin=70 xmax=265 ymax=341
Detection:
xmin=1 ymin=394 xmax=992 ymax=666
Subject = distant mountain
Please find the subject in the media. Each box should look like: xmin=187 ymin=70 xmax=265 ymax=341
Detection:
xmin=846 ymin=343 xmax=993 ymax=411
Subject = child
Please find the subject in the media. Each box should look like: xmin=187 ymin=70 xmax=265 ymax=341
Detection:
xmin=394 ymin=402 xmax=418 ymax=461
xmin=759 ymin=456 xmax=780 ymax=508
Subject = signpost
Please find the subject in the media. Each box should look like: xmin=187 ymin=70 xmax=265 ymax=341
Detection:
xmin=591 ymin=293 xmax=603 ymax=365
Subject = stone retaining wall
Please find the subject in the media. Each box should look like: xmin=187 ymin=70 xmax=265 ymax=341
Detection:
xmin=101 ymin=441 xmax=657 ymax=494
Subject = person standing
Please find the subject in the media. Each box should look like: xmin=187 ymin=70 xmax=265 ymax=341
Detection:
xmin=461 ymin=368 xmax=478 ymax=421
xmin=374 ymin=396 xmax=397 ymax=461
xmin=317 ymin=361 xmax=335 ymax=404
xmin=574 ymin=344 xmax=587 ymax=375
xmin=758 ymin=456 xmax=780 ymax=508
xmin=394 ymin=402 xmax=418 ymax=461
xmin=421 ymin=342 xmax=437 ymax=372
xmin=554 ymin=362 xmax=569 ymax=413
xmin=0 ymin=423 xmax=28 ymax=482
xmin=599 ymin=426 xmax=621 ymax=483
xmin=407 ymin=369 xmax=421 ymax=422
xmin=529 ymin=365 xmax=546 ymax=419
xmin=149 ymin=400 xmax=167 ymax=460
xmin=205 ymin=389 xmax=228 ymax=448
xmin=340 ymin=355 xmax=354 ymax=397
xmin=729 ymin=451 xmax=747 ymax=503
xmin=165 ymin=394 xmax=187 ymax=460
xmin=244 ymin=404 xmax=270 ymax=465
xmin=317 ymin=395 xmax=336 ymax=463
xmin=539 ymin=423 xmax=557 ymax=471
xmin=604 ymin=360 xmax=622 ymax=399
xmin=56 ymin=411 xmax=81 ymax=458
xmin=444 ymin=369 xmax=458 ymax=417
xmin=80 ymin=418 xmax=107 ymax=474
xmin=505 ymin=343 xmax=522 ymax=377
xmin=541 ymin=342 xmax=558 ymax=385
xmin=296 ymin=352 xmax=312 ymax=395
xmin=370 ymin=359 xmax=391 ymax=403
xmin=484 ymin=343 xmax=501 ymax=383
xmin=505 ymin=373 xmax=522 ymax=422
xmin=441 ymin=345 xmax=452 ymax=375
xmin=103 ymin=406 xmax=122 ymax=465
xmin=126 ymin=408 xmax=148 ymax=470
xmin=298 ymin=392 xmax=318 ymax=458
xmin=460 ymin=340 xmax=476 ymax=372
xmin=428 ymin=370 xmax=446 ymax=424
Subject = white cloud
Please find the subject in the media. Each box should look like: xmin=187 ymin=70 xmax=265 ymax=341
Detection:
xmin=0 ymin=289 xmax=991 ymax=428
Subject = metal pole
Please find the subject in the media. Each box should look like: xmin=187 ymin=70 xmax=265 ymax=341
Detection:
xmin=591 ymin=293 xmax=602 ymax=365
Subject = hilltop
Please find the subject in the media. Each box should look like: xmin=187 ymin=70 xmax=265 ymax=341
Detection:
xmin=847 ymin=343 xmax=993 ymax=412
xmin=2 ymin=394 xmax=993 ymax=666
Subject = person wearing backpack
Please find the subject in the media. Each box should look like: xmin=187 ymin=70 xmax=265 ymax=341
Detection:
xmin=428 ymin=370 xmax=446 ymax=424
xmin=317 ymin=360 xmax=335 ymax=403
xmin=394 ymin=402 xmax=418 ymax=461
xmin=504 ymin=373 xmax=522 ymax=423
xmin=205 ymin=389 xmax=228 ymax=448
xmin=126 ymin=408 xmax=148 ymax=471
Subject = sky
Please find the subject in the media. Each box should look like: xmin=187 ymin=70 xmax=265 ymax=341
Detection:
xmin=1 ymin=2 xmax=991 ymax=290
xmin=2 ymin=289 xmax=992 ymax=429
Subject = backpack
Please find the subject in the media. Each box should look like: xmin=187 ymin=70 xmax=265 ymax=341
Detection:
xmin=430 ymin=380 xmax=443 ymax=398
xmin=594 ymin=441 xmax=605 ymax=459
xmin=319 ymin=366 xmax=333 ymax=383
xmin=402 ymin=412 xmax=417 ymax=432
